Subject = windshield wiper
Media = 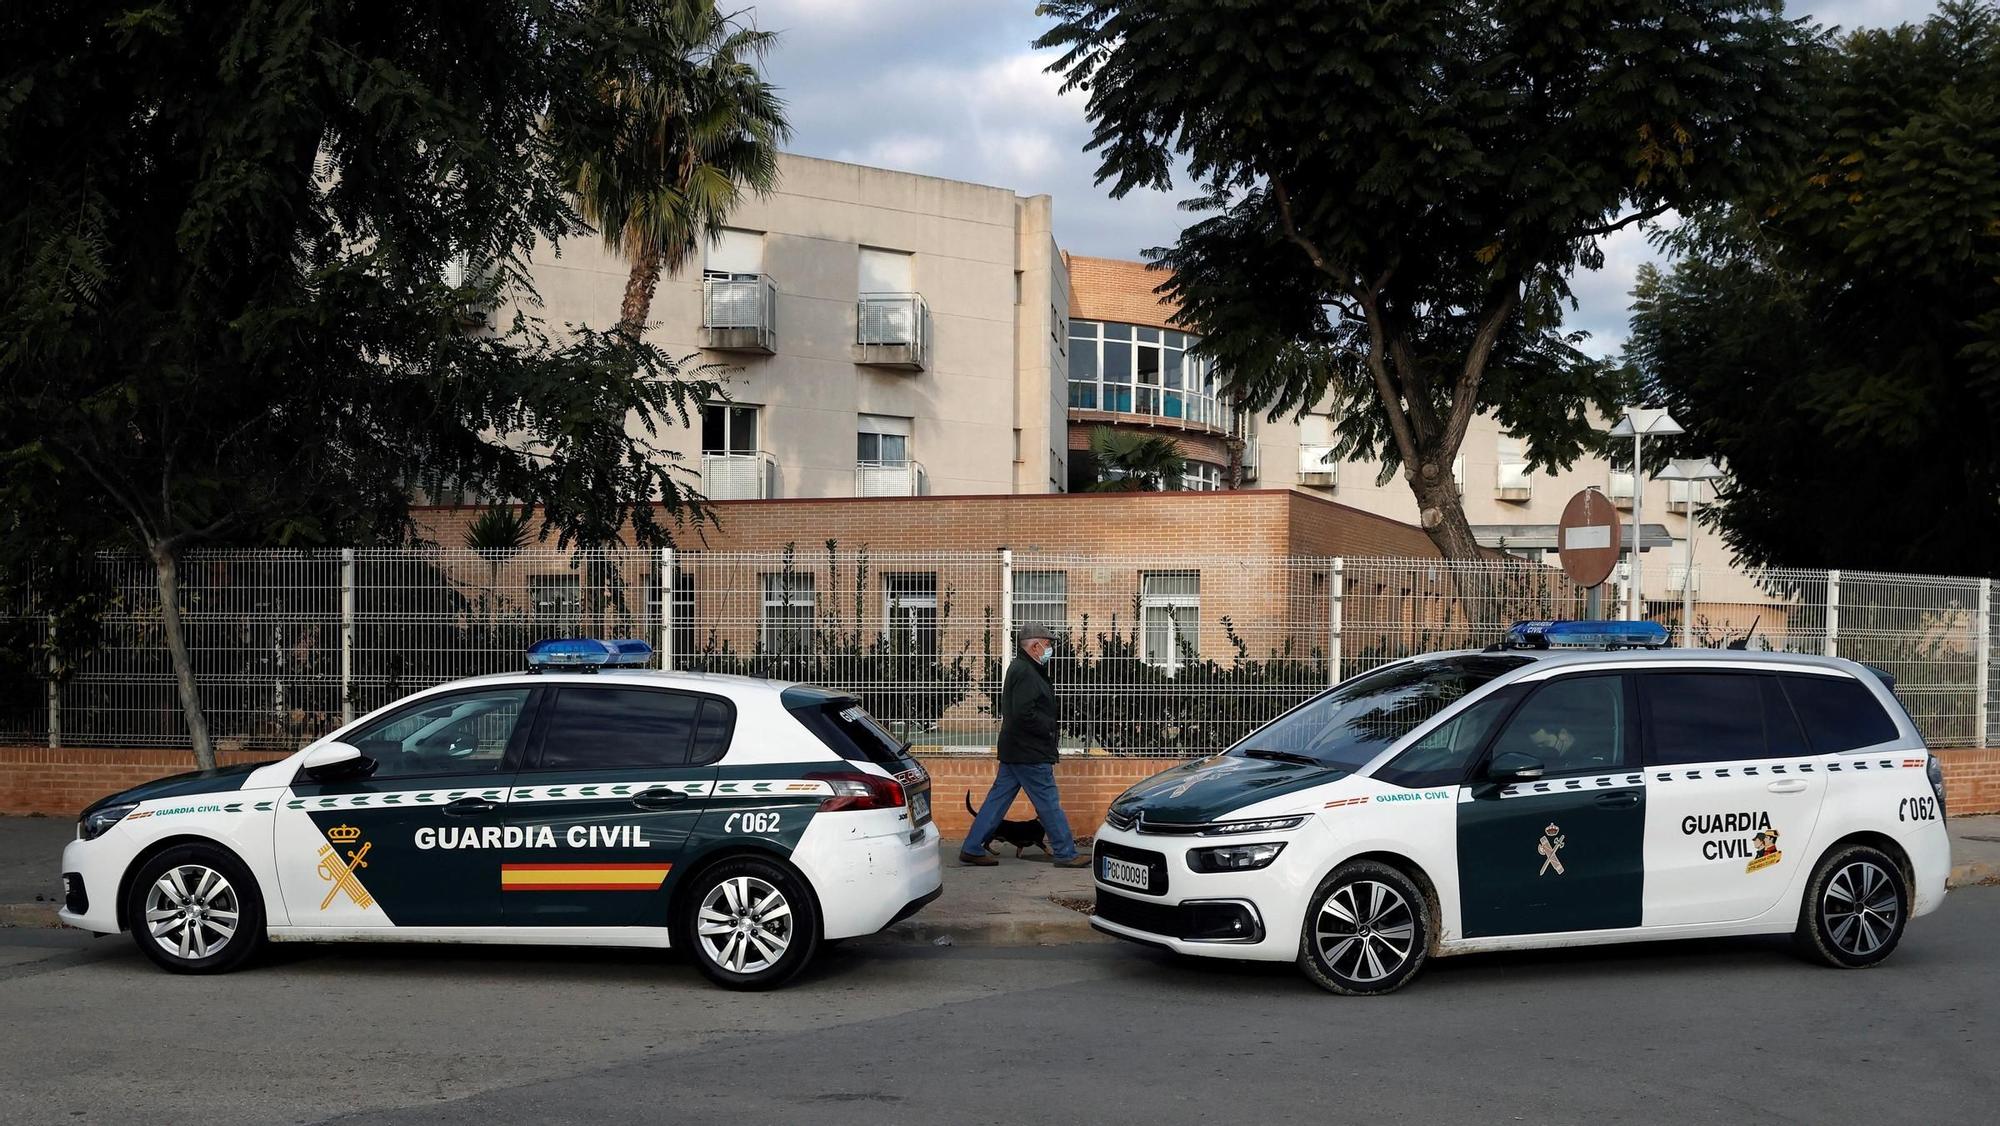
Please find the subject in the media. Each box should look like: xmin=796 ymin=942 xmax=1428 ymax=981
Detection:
xmin=1242 ymin=748 xmax=1323 ymax=767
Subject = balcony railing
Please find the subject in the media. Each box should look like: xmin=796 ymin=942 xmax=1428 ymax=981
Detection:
xmin=855 ymin=292 xmax=932 ymax=371
xmin=1067 ymin=381 xmax=1229 ymax=431
xmin=1298 ymin=445 xmax=1337 ymax=486
xmin=702 ymin=275 xmax=777 ymax=353
xmin=1608 ymin=470 xmax=1636 ymax=507
xmin=855 ymin=459 xmax=927 ymax=497
xmin=700 ymin=451 xmax=777 ymax=500
xmin=1496 ymin=461 xmax=1533 ymax=501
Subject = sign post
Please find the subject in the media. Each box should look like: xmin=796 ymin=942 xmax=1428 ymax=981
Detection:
xmin=1557 ymin=488 xmax=1622 ymax=621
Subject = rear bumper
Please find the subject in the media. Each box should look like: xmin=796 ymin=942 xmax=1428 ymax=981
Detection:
xmin=793 ymin=819 xmax=943 ymax=940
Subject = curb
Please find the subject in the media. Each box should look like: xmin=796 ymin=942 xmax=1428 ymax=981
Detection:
xmin=1949 ymin=859 xmax=2000 ymax=888
xmin=871 ymin=912 xmax=1102 ymax=948
xmin=0 ymin=903 xmax=61 ymax=929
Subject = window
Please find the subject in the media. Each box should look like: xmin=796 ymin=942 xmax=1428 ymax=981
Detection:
xmin=883 ymin=572 xmax=938 ymax=656
xmin=346 ymin=689 xmax=529 ymax=778
xmin=1140 ymin=571 xmax=1200 ymax=674
xmin=1488 ymin=675 xmax=1630 ymax=775
xmin=1497 ymin=435 xmax=1531 ymax=495
xmin=857 ymin=414 xmax=911 ymax=465
xmin=1066 ymin=318 xmax=1217 ymax=424
xmin=1235 ymin=655 xmax=1531 ymax=770
xmin=1182 ymin=462 xmax=1222 ymax=491
xmin=704 ymin=228 xmax=763 ymax=278
xmin=537 ymin=688 xmax=727 ymax=770
xmin=1779 ymin=673 xmax=1900 ymax=752
xmin=760 ymin=572 xmax=816 ymax=653
xmin=1013 ymin=570 xmax=1068 ymax=637
xmin=528 ymin=574 xmax=581 ymax=636
xmin=1377 ymin=690 xmax=1518 ymax=788
xmin=858 ymin=246 xmax=913 ymax=293
xmin=1640 ymin=673 xmax=1811 ymax=765
xmin=701 ymin=404 xmax=758 ymax=454
xmin=782 ymin=688 xmax=916 ymax=771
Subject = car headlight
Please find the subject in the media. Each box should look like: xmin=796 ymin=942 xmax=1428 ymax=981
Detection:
xmin=1188 ymin=842 xmax=1286 ymax=872
xmin=79 ymin=803 xmax=138 ymax=841
xmin=1200 ymin=815 xmax=1308 ymax=836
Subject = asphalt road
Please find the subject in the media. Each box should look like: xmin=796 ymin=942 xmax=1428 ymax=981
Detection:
xmin=3 ymin=889 xmax=1997 ymax=1126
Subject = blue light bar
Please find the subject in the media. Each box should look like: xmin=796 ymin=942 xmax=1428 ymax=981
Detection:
xmin=1505 ymin=620 xmax=1669 ymax=650
xmin=525 ymin=638 xmax=655 ymax=671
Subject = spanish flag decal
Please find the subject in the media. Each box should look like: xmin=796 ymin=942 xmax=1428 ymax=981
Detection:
xmin=500 ymin=863 xmax=673 ymax=892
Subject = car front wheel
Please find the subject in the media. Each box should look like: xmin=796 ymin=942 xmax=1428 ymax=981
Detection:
xmin=1797 ymin=844 xmax=1909 ymax=968
xmin=126 ymin=844 xmax=265 ymax=974
xmin=679 ymin=856 xmax=820 ymax=991
xmin=1297 ymin=860 xmax=1430 ymax=995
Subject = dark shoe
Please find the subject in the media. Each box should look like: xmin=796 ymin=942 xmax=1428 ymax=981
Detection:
xmin=957 ymin=851 xmax=998 ymax=867
xmin=1053 ymin=855 xmax=1091 ymax=869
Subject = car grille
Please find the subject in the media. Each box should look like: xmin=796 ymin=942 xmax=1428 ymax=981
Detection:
xmin=1095 ymin=890 xmax=1263 ymax=944
xmin=1103 ymin=807 xmax=1136 ymax=832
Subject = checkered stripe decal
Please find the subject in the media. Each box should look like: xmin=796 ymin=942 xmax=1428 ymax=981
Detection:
xmin=283 ymin=778 xmax=834 ymax=811
xmin=1498 ymin=773 xmax=1644 ymax=799
xmin=1493 ymin=756 xmax=1922 ymax=798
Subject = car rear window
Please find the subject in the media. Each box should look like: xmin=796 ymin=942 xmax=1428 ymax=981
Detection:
xmin=782 ymin=688 xmax=916 ymax=771
xmin=535 ymin=688 xmax=733 ymax=769
xmin=1779 ymin=673 xmax=1901 ymax=753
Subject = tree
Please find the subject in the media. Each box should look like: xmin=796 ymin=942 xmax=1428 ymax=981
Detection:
xmin=1037 ymin=0 xmax=1814 ymax=558
xmin=1628 ymin=1 xmax=2000 ymax=575
xmin=1086 ymin=427 xmax=1186 ymax=491
xmin=561 ymin=0 xmax=789 ymax=338
xmin=0 ymin=1 xmax=728 ymax=768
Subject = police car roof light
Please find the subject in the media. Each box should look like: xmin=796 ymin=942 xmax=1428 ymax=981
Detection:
xmin=1504 ymin=620 xmax=1670 ymax=650
xmin=524 ymin=637 xmax=655 ymax=671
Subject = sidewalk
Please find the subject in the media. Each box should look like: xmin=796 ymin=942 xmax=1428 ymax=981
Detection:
xmin=3 ymin=816 xmax=1993 ymax=939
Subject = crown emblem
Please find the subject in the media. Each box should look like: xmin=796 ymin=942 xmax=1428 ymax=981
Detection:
xmin=1544 ymin=824 xmax=1560 ymax=836
xmin=326 ymin=824 xmax=361 ymax=844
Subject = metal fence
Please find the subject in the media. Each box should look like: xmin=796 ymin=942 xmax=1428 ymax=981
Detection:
xmin=0 ymin=549 xmax=1992 ymax=755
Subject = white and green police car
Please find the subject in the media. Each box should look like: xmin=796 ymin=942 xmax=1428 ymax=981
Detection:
xmin=58 ymin=639 xmax=941 ymax=990
xmin=1091 ymin=621 xmax=1952 ymax=994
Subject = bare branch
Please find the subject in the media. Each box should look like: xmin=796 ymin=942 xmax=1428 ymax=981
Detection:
xmin=1580 ymin=203 xmax=1672 ymax=239
xmin=1442 ymin=280 xmax=1519 ymax=454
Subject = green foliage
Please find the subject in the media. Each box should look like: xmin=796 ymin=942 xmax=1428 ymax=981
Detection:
xmin=1086 ymin=426 xmax=1186 ymax=491
xmin=1037 ymin=0 xmax=1812 ymax=555
xmin=462 ymin=508 xmax=537 ymax=555
xmin=1629 ymin=1 xmax=2000 ymax=575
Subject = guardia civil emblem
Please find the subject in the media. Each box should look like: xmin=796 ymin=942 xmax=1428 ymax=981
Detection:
xmin=1537 ymin=823 xmax=1566 ymax=876
xmin=316 ymin=824 xmax=375 ymax=910
xmin=1746 ymin=827 xmax=1782 ymax=873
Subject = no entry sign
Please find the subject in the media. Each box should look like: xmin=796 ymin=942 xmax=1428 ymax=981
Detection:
xmin=1557 ymin=488 xmax=1622 ymax=588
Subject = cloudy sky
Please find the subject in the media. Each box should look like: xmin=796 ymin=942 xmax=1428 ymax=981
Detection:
xmin=749 ymin=0 xmax=1937 ymax=358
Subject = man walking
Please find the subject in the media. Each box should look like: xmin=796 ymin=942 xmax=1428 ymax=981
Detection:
xmin=960 ymin=625 xmax=1086 ymax=868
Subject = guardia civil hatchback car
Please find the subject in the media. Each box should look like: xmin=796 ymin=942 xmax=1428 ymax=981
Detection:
xmin=1091 ymin=621 xmax=1951 ymax=994
xmin=58 ymin=639 xmax=941 ymax=990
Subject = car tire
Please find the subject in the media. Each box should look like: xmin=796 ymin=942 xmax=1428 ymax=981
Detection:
xmin=678 ymin=856 xmax=820 ymax=991
xmin=1795 ymin=844 xmax=1909 ymax=969
xmin=125 ymin=843 xmax=265 ymax=975
xmin=1297 ymin=860 xmax=1430 ymax=996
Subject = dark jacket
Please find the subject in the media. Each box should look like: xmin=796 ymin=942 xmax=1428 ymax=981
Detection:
xmin=997 ymin=647 xmax=1060 ymax=764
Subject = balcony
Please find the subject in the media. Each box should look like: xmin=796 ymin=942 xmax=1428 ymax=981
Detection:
xmin=1297 ymin=445 xmax=1338 ymax=487
xmin=1608 ymin=470 xmax=1636 ymax=508
xmin=702 ymin=275 xmax=777 ymax=353
xmin=854 ymin=293 xmax=932 ymax=371
xmin=700 ymin=451 xmax=777 ymax=500
xmin=855 ymin=459 xmax=927 ymax=497
xmin=1665 ymin=479 xmax=1696 ymax=513
xmin=1496 ymin=461 xmax=1533 ymax=502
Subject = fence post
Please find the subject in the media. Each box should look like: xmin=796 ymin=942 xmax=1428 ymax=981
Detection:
xmin=339 ymin=549 xmax=356 ymax=724
xmin=1976 ymin=577 xmax=1992 ymax=747
xmin=659 ymin=547 xmax=675 ymax=671
xmin=999 ymin=547 xmax=1014 ymax=674
xmin=1328 ymin=557 xmax=1344 ymax=687
xmin=46 ymin=645 xmax=60 ymax=750
xmin=1824 ymin=569 xmax=1841 ymax=658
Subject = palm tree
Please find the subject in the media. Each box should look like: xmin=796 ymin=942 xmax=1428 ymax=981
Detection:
xmin=567 ymin=1 xmax=790 ymax=339
xmin=1088 ymin=427 xmax=1188 ymax=492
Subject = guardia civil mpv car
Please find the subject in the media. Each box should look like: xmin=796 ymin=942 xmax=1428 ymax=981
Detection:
xmin=58 ymin=639 xmax=942 ymax=990
xmin=1090 ymin=620 xmax=1951 ymax=994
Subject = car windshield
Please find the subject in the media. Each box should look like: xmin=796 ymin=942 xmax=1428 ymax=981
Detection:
xmin=1230 ymin=655 xmax=1532 ymax=770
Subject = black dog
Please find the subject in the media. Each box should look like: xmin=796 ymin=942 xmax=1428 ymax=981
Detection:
xmin=965 ymin=791 xmax=1050 ymax=858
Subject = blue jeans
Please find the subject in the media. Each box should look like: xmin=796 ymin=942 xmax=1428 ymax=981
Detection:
xmin=962 ymin=761 xmax=1077 ymax=861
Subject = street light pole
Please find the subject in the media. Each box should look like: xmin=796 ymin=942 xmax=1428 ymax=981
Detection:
xmin=1608 ymin=407 xmax=1685 ymax=622
xmin=1657 ymin=458 xmax=1727 ymax=647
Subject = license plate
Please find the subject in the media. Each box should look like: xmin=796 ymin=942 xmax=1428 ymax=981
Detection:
xmin=1099 ymin=856 xmax=1151 ymax=891
xmin=908 ymin=789 xmax=931 ymax=827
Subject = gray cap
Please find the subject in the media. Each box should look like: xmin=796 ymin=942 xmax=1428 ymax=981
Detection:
xmin=1018 ymin=625 xmax=1055 ymax=643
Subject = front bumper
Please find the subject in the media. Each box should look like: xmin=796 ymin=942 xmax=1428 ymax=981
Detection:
xmin=1087 ymin=821 xmax=1323 ymax=962
xmin=57 ymin=833 xmax=126 ymax=935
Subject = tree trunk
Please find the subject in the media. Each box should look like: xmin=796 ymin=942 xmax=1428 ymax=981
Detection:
xmin=152 ymin=546 xmax=217 ymax=771
xmin=617 ymin=243 xmax=667 ymax=340
xmin=1408 ymin=455 xmax=1483 ymax=561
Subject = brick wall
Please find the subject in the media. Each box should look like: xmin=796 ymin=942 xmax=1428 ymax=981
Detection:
xmin=1937 ymin=747 xmax=2000 ymax=816
xmin=918 ymin=753 xmax=1166 ymax=841
xmin=0 ymin=747 xmax=288 ymax=818
xmin=1063 ymin=253 xmax=1181 ymax=332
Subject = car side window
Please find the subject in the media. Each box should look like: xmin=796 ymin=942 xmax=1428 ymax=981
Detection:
xmin=345 ymin=689 xmax=530 ymax=778
xmin=1485 ymin=675 xmax=1629 ymax=776
xmin=1640 ymin=672 xmax=1809 ymax=765
xmin=535 ymin=687 xmax=721 ymax=770
xmin=1779 ymin=673 xmax=1901 ymax=752
xmin=1376 ymin=691 xmax=1517 ymax=788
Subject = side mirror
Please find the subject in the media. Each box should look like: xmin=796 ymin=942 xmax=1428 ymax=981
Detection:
xmin=301 ymin=741 xmax=373 ymax=782
xmin=1485 ymin=750 xmax=1545 ymax=785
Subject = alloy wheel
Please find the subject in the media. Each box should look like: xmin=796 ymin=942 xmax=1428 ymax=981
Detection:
xmin=143 ymin=864 xmax=241 ymax=961
xmin=696 ymin=875 xmax=793 ymax=974
xmin=1822 ymin=860 xmax=1900 ymax=959
xmin=1314 ymin=879 xmax=1416 ymax=984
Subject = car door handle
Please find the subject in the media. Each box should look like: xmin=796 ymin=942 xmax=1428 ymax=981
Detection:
xmin=1593 ymin=791 xmax=1640 ymax=809
xmin=1767 ymin=779 xmax=1810 ymax=794
xmin=443 ymin=797 xmax=498 ymax=816
xmin=632 ymin=788 xmax=690 ymax=810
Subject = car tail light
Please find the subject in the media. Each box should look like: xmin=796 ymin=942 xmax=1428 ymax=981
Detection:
xmin=1927 ymin=755 xmax=1948 ymax=818
xmin=807 ymin=770 xmax=905 ymax=812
